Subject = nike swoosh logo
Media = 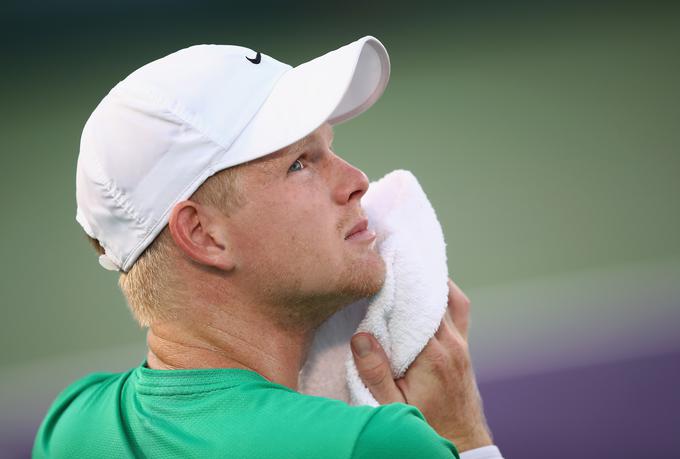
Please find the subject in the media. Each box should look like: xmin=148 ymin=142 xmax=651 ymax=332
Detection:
xmin=246 ymin=52 xmax=261 ymax=64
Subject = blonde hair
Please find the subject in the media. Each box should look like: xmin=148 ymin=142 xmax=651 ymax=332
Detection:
xmin=86 ymin=166 xmax=246 ymax=327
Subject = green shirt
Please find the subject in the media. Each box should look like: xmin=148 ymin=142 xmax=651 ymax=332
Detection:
xmin=33 ymin=363 xmax=459 ymax=458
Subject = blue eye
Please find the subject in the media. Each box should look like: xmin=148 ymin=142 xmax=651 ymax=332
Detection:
xmin=288 ymin=159 xmax=304 ymax=173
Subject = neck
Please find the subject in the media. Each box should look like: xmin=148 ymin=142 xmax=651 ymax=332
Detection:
xmin=145 ymin=303 xmax=316 ymax=391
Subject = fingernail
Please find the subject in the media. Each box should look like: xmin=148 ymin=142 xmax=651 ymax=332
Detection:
xmin=351 ymin=335 xmax=372 ymax=358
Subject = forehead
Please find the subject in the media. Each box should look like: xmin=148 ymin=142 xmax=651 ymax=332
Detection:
xmin=277 ymin=123 xmax=334 ymax=158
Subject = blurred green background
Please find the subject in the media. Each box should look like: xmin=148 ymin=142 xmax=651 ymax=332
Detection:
xmin=1 ymin=0 xmax=679 ymax=456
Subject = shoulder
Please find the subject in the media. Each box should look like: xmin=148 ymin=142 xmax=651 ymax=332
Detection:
xmin=39 ymin=369 xmax=131 ymax=415
xmin=42 ymin=369 xmax=131 ymax=412
xmin=226 ymin=389 xmax=459 ymax=459
xmin=32 ymin=370 xmax=134 ymax=458
xmin=351 ymin=403 xmax=459 ymax=459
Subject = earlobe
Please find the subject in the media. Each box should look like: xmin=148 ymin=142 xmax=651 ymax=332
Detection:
xmin=168 ymin=201 xmax=236 ymax=271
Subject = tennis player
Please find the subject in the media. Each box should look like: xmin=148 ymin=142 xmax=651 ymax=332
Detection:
xmin=33 ymin=36 xmax=502 ymax=459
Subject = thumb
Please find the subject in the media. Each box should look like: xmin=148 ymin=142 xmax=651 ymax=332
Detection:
xmin=351 ymin=333 xmax=406 ymax=405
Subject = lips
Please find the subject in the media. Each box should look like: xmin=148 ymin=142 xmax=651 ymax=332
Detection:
xmin=345 ymin=218 xmax=369 ymax=239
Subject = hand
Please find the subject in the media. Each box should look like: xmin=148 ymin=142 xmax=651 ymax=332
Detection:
xmin=350 ymin=278 xmax=493 ymax=452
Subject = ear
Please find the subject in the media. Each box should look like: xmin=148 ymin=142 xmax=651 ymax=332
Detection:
xmin=168 ymin=200 xmax=236 ymax=272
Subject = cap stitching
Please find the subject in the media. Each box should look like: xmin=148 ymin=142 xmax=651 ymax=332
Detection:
xmin=81 ymin=139 xmax=141 ymax=269
xmin=120 ymin=162 xmax=219 ymax=271
xmin=114 ymin=111 xmax=229 ymax=271
xmin=101 ymin=180 xmax=147 ymax=227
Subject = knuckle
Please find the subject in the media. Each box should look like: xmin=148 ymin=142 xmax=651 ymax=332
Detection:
xmin=451 ymin=333 xmax=469 ymax=352
xmin=427 ymin=346 xmax=452 ymax=371
xmin=361 ymin=361 xmax=391 ymax=387
xmin=439 ymin=327 xmax=469 ymax=353
xmin=438 ymin=337 xmax=472 ymax=370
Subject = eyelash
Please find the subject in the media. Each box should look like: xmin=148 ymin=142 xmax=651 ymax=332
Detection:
xmin=288 ymin=157 xmax=305 ymax=173
xmin=287 ymin=145 xmax=331 ymax=174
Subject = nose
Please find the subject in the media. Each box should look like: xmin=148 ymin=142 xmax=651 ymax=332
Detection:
xmin=332 ymin=156 xmax=369 ymax=205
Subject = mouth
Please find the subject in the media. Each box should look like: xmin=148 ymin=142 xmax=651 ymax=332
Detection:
xmin=345 ymin=218 xmax=377 ymax=242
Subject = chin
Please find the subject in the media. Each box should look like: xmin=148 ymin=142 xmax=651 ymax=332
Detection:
xmin=340 ymin=251 xmax=386 ymax=300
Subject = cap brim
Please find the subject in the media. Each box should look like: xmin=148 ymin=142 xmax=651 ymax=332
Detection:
xmin=223 ymin=36 xmax=390 ymax=166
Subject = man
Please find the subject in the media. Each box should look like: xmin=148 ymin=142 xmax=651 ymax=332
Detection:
xmin=33 ymin=36 xmax=503 ymax=458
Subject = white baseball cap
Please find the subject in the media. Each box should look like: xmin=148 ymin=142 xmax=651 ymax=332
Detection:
xmin=76 ymin=35 xmax=390 ymax=272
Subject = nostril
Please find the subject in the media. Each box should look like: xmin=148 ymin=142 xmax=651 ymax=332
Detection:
xmin=348 ymin=189 xmax=365 ymax=201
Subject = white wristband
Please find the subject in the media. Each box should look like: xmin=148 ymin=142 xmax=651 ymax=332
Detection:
xmin=459 ymin=445 xmax=504 ymax=459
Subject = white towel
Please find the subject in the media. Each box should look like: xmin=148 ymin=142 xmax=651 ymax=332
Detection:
xmin=298 ymin=169 xmax=449 ymax=406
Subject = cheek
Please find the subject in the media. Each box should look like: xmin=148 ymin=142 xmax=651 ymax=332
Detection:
xmin=236 ymin=185 xmax=340 ymax=261
xmin=278 ymin=206 xmax=336 ymax=251
xmin=268 ymin=209 xmax=341 ymax=267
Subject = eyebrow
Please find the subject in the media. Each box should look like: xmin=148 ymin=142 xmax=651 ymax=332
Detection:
xmin=256 ymin=129 xmax=330 ymax=179
xmin=289 ymin=129 xmax=333 ymax=157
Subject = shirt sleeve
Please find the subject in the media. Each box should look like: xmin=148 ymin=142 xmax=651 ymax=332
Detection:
xmin=350 ymin=403 xmax=460 ymax=459
xmin=460 ymin=445 xmax=504 ymax=459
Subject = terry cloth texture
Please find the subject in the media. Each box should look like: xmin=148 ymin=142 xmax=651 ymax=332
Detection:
xmin=299 ymin=169 xmax=449 ymax=406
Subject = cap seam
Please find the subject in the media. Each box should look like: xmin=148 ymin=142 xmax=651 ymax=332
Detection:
xmin=84 ymin=150 xmax=142 ymax=268
xmin=100 ymin=180 xmax=148 ymax=227
xmin=119 ymin=154 xmax=219 ymax=272
xmin=108 ymin=82 xmax=230 ymax=271
xmin=113 ymin=81 xmax=231 ymax=153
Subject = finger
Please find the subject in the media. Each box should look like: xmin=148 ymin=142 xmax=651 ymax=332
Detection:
xmin=447 ymin=278 xmax=471 ymax=341
xmin=434 ymin=313 xmax=455 ymax=344
xmin=439 ymin=304 xmax=455 ymax=335
xmin=433 ymin=312 xmax=470 ymax=364
xmin=351 ymin=333 xmax=406 ymax=405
